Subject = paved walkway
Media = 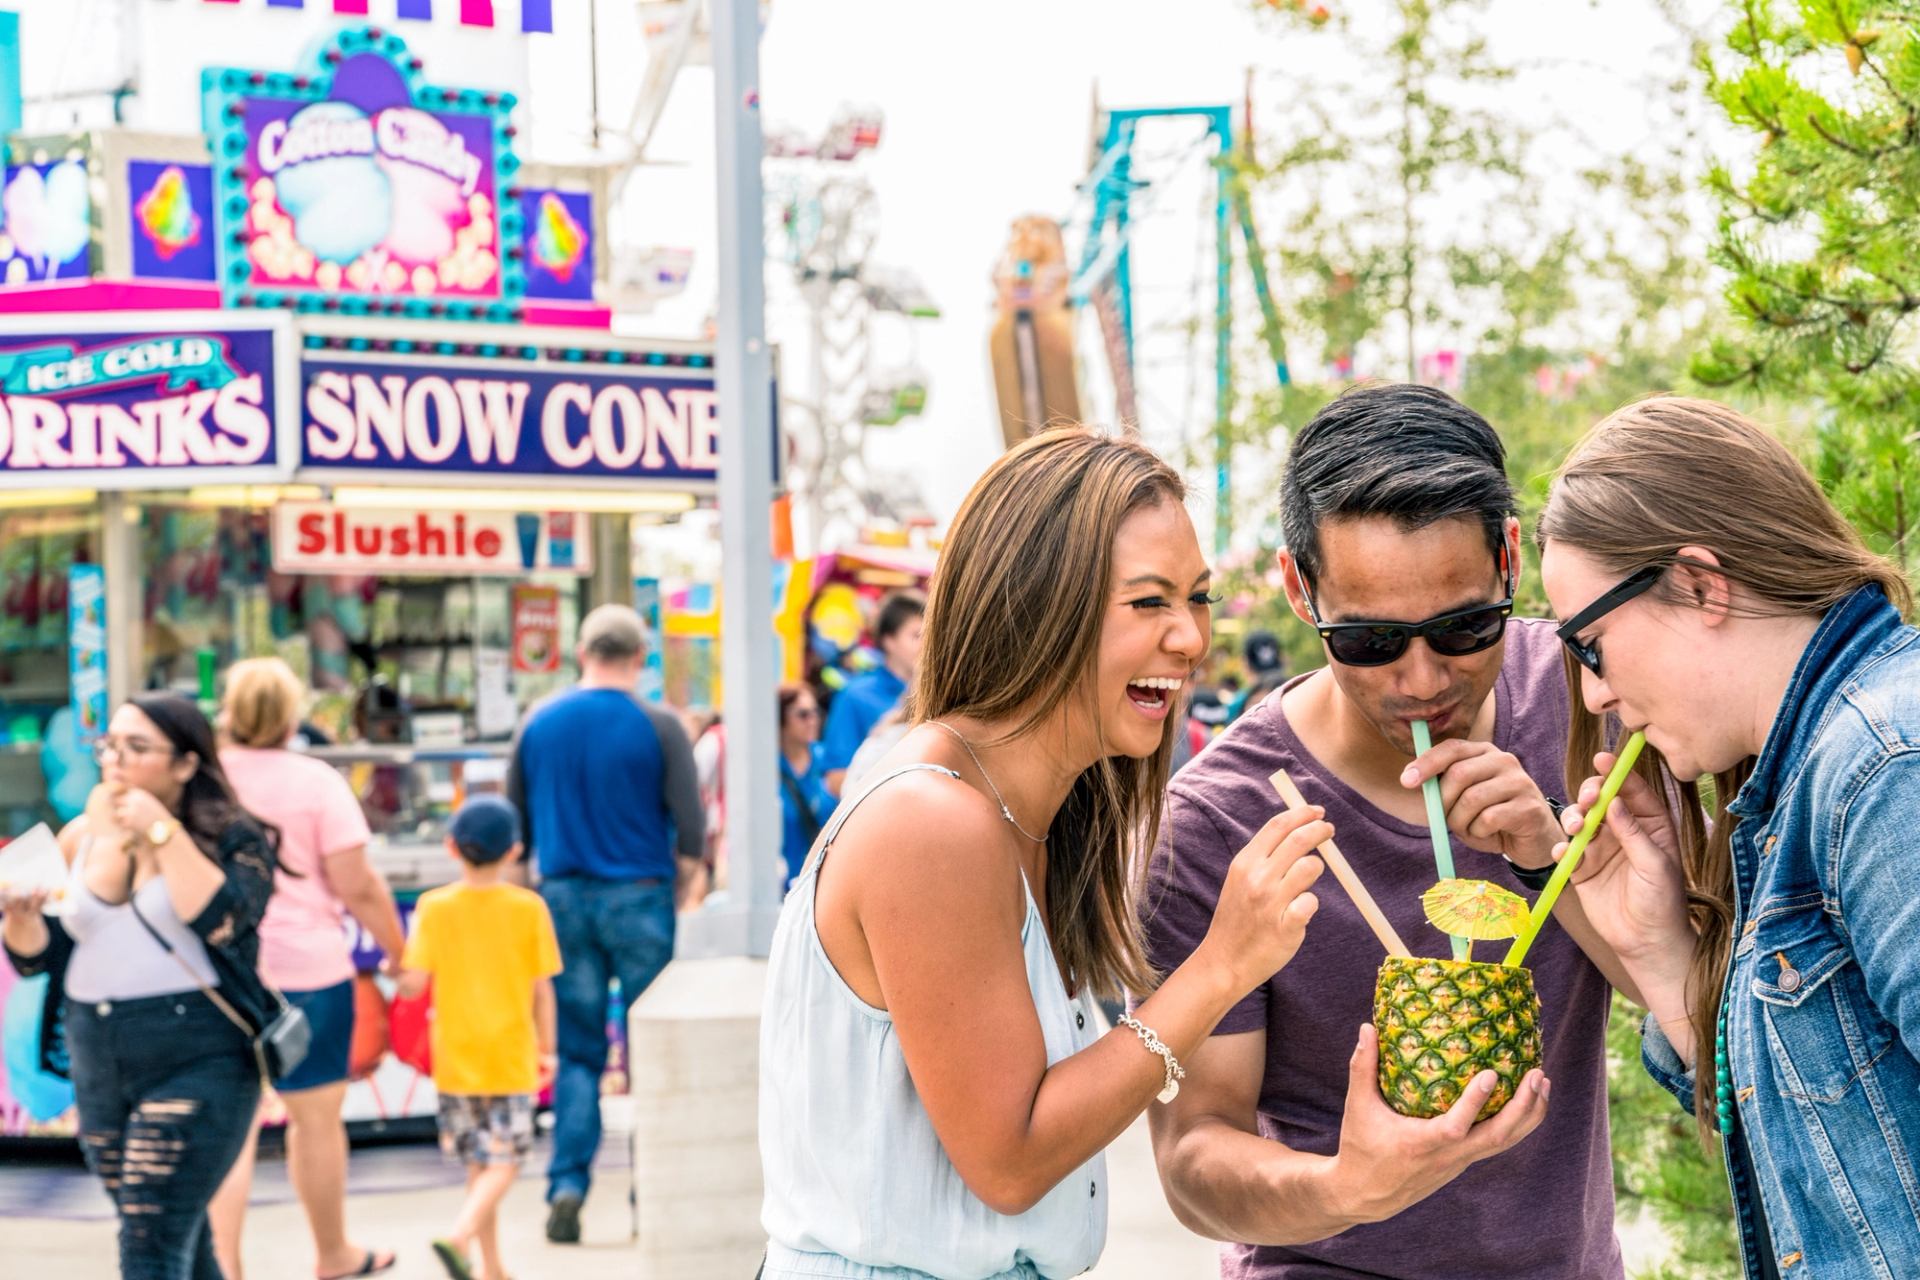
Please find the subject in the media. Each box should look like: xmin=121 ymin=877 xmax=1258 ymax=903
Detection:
xmin=6 ymin=1110 xmax=1668 ymax=1278
xmin=6 ymin=1112 xmax=1217 ymax=1278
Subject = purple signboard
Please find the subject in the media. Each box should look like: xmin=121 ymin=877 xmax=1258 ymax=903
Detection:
xmin=0 ymin=315 xmax=298 ymax=490
xmin=521 ymin=188 xmax=593 ymax=303
xmin=298 ymin=352 xmax=720 ymax=489
xmin=204 ymin=30 xmax=524 ymax=317
xmin=1 ymin=161 xmax=94 ymax=286
xmin=128 ymin=161 xmax=217 ymax=282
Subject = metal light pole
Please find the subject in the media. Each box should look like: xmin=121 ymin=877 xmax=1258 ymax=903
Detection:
xmin=691 ymin=0 xmax=782 ymax=957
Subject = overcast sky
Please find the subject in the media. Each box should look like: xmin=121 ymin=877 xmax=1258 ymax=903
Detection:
xmin=13 ymin=0 xmax=1723 ymax=535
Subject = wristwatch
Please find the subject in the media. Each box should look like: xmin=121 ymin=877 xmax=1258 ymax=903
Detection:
xmin=1502 ymin=797 xmax=1567 ymax=891
xmin=146 ymin=817 xmax=180 ymax=847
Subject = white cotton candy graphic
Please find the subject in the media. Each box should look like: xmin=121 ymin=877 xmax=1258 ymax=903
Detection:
xmin=272 ymin=103 xmax=392 ymax=265
xmin=41 ymin=161 xmax=92 ymax=264
xmin=379 ymin=156 xmax=463 ymax=264
xmin=4 ymin=167 xmax=51 ymax=265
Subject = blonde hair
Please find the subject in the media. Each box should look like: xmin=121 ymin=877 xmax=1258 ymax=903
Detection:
xmin=221 ymin=657 xmax=306 ymax=749
xmin=911 ymin=426 xmax=1187 ymax=1001
xmin=1538 ymin=396 xmax=1910 ymax=1134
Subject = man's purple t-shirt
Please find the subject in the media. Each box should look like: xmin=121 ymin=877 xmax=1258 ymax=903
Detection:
xmin=1141 ymin=619 xmax=1622 ymax=1279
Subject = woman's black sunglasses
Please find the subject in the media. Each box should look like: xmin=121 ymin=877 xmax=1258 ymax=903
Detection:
xmin=1302 ymin=589 xmax=1515 ymax=668
xmin=1555 ymin=564 xmax=1664 ymax=676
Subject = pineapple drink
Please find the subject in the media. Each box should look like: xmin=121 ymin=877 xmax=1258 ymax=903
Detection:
xmin=1374 ymin=953 xmax=1542 ymax=1120
xmin=1371 ymin=734 xmax=1648 ymax=1120
xmin=1374 ymin=877 xmax=1541 ymax=1121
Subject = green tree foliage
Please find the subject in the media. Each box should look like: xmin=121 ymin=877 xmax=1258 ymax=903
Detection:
xmin=1608 ymin=994 xmax=1743 ymax=1279
xmin=1217 ymin=0 xmax=1711 ymax=677
xmin=1694 ymin=0 xmax=1920 ymax=579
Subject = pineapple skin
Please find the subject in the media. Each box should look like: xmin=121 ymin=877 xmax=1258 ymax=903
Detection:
xmin=1373 ymin=956 xmax=1543 ymax=1121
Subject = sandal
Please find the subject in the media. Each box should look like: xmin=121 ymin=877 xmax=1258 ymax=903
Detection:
xmin=431 ymin=1240 xmax=476 ymax=1280
xmin=319 ymin=1250 xmax=397 ymax=1280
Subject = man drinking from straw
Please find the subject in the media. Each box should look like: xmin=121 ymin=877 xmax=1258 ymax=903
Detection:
xmin=1139 ymin=384 xmax=1632 ymax=1278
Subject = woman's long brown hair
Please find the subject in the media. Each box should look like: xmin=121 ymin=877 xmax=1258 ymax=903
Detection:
xmin=1538 ymin=396 xmax=1910 ymax=1134
xmin=909 ymin=427 xmax=1188 ymax=1001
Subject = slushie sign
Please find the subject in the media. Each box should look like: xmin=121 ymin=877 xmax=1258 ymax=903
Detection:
xmin=0 ymin=317 xmax=295 ymax=489
xmin=300 ymin=355 xmax=720 ymax=489
xmin=203 ymin=28 xmax=526 ymax=318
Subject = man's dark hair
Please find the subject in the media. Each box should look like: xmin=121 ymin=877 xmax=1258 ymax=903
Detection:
xmin=1279 ymin=383 xmax=1515 ymax=588
xmin=874 ymin=591 xmax=926 ymax=645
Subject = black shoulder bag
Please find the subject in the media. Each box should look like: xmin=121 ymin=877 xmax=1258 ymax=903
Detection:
xmin=129 ymin=896 xmax=311 ymax=1085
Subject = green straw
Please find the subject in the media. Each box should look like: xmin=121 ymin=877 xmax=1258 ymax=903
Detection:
xmin=1503 ymin=731 xmax=1648 ymax=968
xmin=1410 ymin=719 xmax=1468 ymax=961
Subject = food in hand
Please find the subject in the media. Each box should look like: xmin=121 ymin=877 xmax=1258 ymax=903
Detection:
xmin=1374 ymin=955 xmax=1542 ymax=1121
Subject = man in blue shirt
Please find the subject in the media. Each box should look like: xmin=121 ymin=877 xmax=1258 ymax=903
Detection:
xmin=507 ymin=604 xmax=704 ymax=1244
xmin=819 ymin=591 xmax=925 ymax=796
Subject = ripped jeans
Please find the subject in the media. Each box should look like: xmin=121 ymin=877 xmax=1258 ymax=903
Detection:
xmin=67 ymin=991 xmax=261 ymax=1280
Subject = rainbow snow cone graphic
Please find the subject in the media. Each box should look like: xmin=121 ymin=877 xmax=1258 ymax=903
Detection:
xmin=531 ymin=192 xmax=587 ymax=283
xmin=135 ymin=166 xmax=202 ymax=261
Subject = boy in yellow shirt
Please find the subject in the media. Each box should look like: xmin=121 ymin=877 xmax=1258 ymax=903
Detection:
xmin=399 ymin=795 xmax=562 ymax=1280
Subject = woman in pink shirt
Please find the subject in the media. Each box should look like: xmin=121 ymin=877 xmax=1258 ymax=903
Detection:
xmin=208 ymin=658 xmax=405 ymax=1280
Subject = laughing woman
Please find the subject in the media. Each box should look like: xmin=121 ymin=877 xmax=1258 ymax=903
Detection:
xmin=1537 ymin=397 xmax=1920 ymax=1280
xmin=757 ymin=427 xmax=1330 ymax=1280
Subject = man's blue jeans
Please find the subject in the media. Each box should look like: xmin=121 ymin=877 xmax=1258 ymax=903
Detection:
xmin=539 ymin=876 xmax=676 ymax=1205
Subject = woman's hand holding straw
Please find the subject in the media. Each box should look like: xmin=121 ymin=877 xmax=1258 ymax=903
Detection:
xmin=1502 ymin=731 xmax=1648 ymax=968
xmin=1270 ymin=769 xmax=1411 ymax=958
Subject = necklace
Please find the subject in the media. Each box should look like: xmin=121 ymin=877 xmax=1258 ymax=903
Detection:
xmin=927 ymin=720 xmax=1048 ymax=843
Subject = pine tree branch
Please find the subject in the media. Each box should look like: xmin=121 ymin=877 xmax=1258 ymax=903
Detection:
xmin=1804 ymin=111 xmax=1889 ymax=158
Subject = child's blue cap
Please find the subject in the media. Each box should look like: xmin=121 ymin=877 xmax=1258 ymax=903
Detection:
xmin=448 ymin=794 xmax=521 ymax=864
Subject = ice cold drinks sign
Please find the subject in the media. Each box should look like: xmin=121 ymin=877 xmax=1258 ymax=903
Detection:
xmin=299 ymin=356 xmax=720 ymax=487
xmin=0 ymin=319 xmax=293 ymax=489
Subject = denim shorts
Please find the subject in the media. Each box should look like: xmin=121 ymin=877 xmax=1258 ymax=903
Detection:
xmin=275 ymin=978 xmax=355 ymax=1092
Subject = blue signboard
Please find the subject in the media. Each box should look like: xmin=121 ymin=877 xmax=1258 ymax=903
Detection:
xmin=128 ymin=161 xmax=217 ymax=282
xmin=522 ymin=188 xmax=595 ymax=303
xmin=67 ymin=564 xmax=108 ymax=745
xmin=298 ymin=353 xmax=720 ymax=488
xmin=1 ymin=160 xmax=94 ymax=285
xmin=0 ymin=314 xmax=299 ymax=490
xmin=634 ymin=576 xmax=665 ymax=702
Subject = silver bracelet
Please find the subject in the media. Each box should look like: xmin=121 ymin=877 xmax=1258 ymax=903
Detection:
xmin=1118 ymin=1012 xmax=1186 ymax=1103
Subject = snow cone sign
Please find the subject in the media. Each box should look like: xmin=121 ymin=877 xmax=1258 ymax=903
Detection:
xmin=0 ymin=314 xmax=297 ymax=491
xmin=202 ymin=28 xmax=527 ymax=321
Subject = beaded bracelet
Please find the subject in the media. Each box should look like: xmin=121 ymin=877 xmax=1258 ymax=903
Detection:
xmin=1118 ymin=1013 xmax=1186 ymax=1103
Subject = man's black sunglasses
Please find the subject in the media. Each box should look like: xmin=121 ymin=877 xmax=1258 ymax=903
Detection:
xmin=1555 ymin=564 xmax=1664 ymax=677
xmin=1302 ymin=588 xmax=1515 ymax=668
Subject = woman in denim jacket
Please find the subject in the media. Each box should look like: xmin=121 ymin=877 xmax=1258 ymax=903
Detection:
xmin=1536 ymin=397 xmax=1920 ymax=1280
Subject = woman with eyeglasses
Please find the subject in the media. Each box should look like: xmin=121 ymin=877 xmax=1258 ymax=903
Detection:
xmin=2 ymin=693 xmax=280 ymax=1280
xmin=776 ymin=682 xmax=836 ymax=889
xmin=1537 ymin=397 xmax=1920 ymax=1280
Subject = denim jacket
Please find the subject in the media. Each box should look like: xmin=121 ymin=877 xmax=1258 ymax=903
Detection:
xmin=1641 ymin=586 xmax=1920 ymax=1278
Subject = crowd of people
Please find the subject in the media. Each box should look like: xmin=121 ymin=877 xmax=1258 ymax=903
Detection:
xmin=5 ymin=381 xmax=1916 ymax=1280
xmin=2 ymin=604 xmax=704 ymax=1280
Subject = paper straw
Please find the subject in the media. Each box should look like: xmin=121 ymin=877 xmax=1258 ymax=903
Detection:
xmin=1503 ymin=731 xmax=1648 ymax=968
xmin=1270 ymin=769 xmax=1412 ymax=958
xmin=1410 ymin=719 xmax=1467 ymax=960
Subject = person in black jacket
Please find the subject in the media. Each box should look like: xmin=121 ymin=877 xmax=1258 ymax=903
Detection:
xmin=3 ymin=692 xmax=278 ymax=1280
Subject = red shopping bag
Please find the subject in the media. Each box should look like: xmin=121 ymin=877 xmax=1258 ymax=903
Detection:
xmin=388 ymin=980 xmax=433 ymax=1076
